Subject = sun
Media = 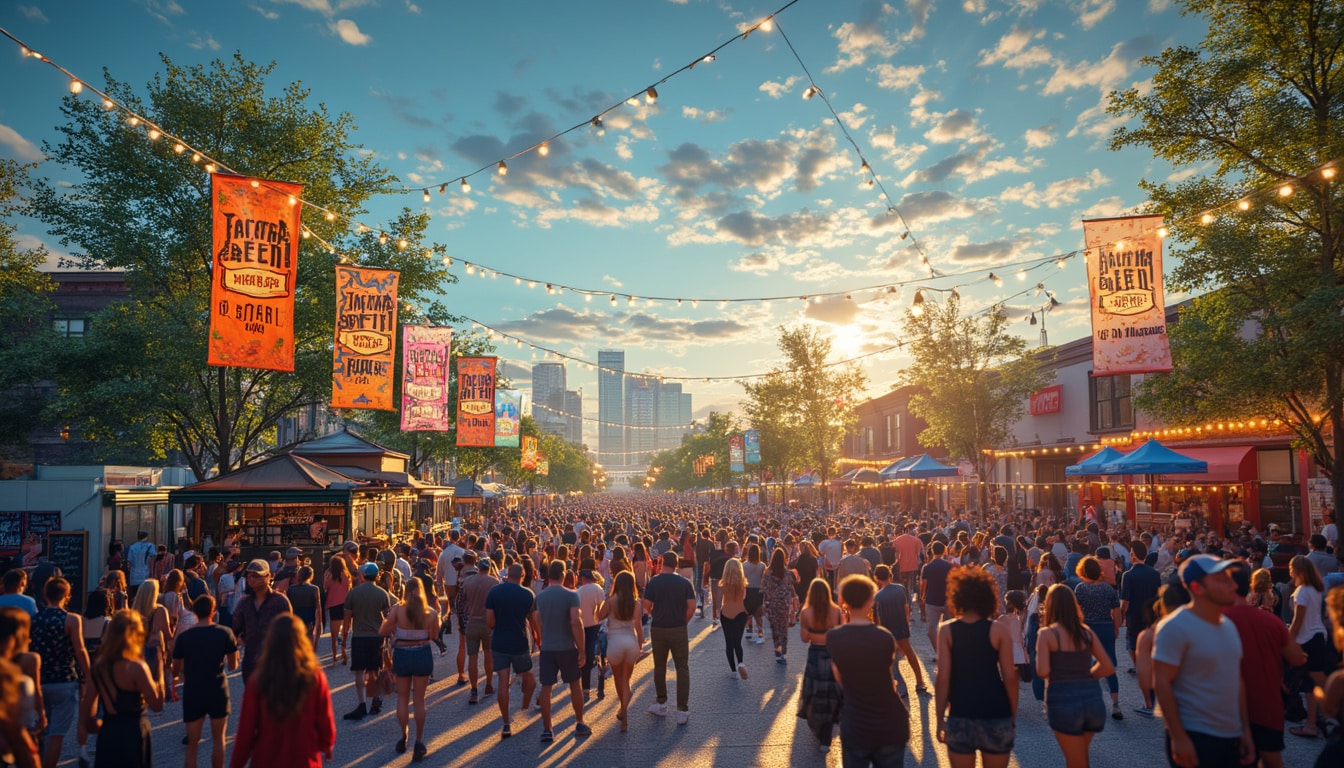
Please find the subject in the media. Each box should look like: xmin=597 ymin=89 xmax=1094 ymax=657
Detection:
xmin=831 ymin=325 xmax=865 ymax=359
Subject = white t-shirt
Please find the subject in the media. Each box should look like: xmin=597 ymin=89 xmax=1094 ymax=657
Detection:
xmin=1293 ymin=584 xmax=1327 ymax=644
xmin=577 ymin=582 xmax=605 ymax=628
xmin=1152 ymin=606 xmax=1244 ymax=739
xmin=1325 ymin=523 xmax=1338 ymax=549
xmin=437 ymin=543 xmax=466 ymax=587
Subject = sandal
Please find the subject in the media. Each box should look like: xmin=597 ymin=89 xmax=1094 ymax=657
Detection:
xmin=1289 ymin=725 xmax=1319 ymax=738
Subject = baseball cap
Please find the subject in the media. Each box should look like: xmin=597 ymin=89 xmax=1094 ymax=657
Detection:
xmin=343 ymin=540 xmax=359 ymax=552
xmin=361 ymin=562 xmax=379 ymax=578
xmin=284 ymin=547 xmax=303 ymax=559
xmin=1179 ymin=554 xmax=1237 ymax=587
xmin=244 ymin=559 xmax=270 ymax=576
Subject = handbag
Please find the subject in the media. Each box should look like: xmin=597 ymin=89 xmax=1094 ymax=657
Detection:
xmin=377 ymin=646 xmax=396 ymax=696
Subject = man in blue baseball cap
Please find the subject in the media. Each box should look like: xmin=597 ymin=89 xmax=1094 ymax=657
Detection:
xmin=1152 ymin=554 xmax=1255 ymax=768
xmin=343 ymin=561 xmax=394 ymax=721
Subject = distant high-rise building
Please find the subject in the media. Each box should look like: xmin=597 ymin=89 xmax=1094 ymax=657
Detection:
xmin=563 ymin=389 xmax=583 ymax=446
xmin=597 ymin=350 xmax=625 ymax=468
xmin=681 ymin=391 xmax=692 ymax=433
xmin=626 ymin=376 xmax=658 ymax=462
xmin=531 ymin=362 xmax=569 ymax=439
xmin=657 ymin=382 xmax=683 ymax=451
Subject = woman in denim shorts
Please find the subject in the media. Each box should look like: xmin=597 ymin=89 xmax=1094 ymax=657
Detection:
xmin=380 ymin=579 xmax=440 ymax=761
xmin=1036 ymin=584 xmax=1114 ymax=768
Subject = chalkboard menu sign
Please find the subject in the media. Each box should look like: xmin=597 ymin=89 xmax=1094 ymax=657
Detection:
xmin=0 ymin=512 xmax=21 ymax=556
xmin=46 ymin=531 xmax=87 ymax=615
xmin=25 ymin=511 xmax=61 ymax=541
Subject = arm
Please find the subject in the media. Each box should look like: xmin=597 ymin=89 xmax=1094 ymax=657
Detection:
xmin=1289 ymin=602 xmax=1306 ymax=639
xmin=527 ymin=610 xmax=542 ymax=649
xmin=1136 ymin=631 xmax=1155 ymax=699
xmin=570 ymin=606 xmax=585 ymax=667
xmin=23 ymin=654 xmax=44 ymax=734
xmin=641 ymin=598 xmax=654 ymax=618
xmin=1088 ymin=626 xmax=1116 ymax=679
xmin=1154 ymin=661 xmax=1196 ymax=767
xmin=315 ymin=672 xmax=336 ymax=760
xmin=132 ymin=659 xmax=165 ymax=713
xmin=486 ymin=608 xmax=496 ymax=631
xmin=993 ymin=621 xmax=1019 ymax=718
xmin=595 ymin=602 xmax=611 ymax=622
xmin=831 ymin=662 xmax=844 ymax=690
xmin=1035 ymin=627 xmax=1053 ymax=679
xmin=67 ymin=614 xmax=91 ymax=679
xmin=683 ymin=597 xmax=696 ymax=625
xmin=934 ymin=622 xmax=952 ymax=741
xmin=379 ymin=605 xmax=399 ymax=637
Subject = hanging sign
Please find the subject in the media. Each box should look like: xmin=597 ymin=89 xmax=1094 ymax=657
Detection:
xmin=332 ymin=266 xmax=399 ymax=409
xmin=207 ymin=173 xmax=301 ymax=371
xmin=744 ymin=429 xmax=761 ymax=465
xmin=494 ymin=391 xmax=522 ymax=447
xmin=729 ymin=435 xmax=745 ymax=473
xmin=456 ymin=357 xmax=497 ymax=446
xmin=1083 ymin=215 xmax=1173 ymax=375
xmin=1029 ymin=385 xmax=1063 ymax=415
xmin=521 ymin=435 xmax=539 ymax=470
xmin=400 ymin=325 xmax=453 ymax=431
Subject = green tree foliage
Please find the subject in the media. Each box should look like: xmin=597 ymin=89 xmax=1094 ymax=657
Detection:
xmin=648 ymin=412 xmax=739 ymax=492
xmin=740 ymin=326 xmax=867 ymax=496
xmin=1108 ymin=0 xmax=1344 ymax=513
xmin=900 ymin=295 xmax=1053 ymax=508
xmin=0 ymin=159 xmax=56 ymax=453
xmin=28 ymin=54 xmax=456 ymax=479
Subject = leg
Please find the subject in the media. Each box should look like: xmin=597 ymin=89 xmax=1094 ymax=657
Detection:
xmin=412 ymin=675 xmax=429 ymax=742
xmin=897 ymin=639 xmax=925 ymax=688
xmin=456 ymin=630 xmax=468 ymax=680
xmin=711 ymin=583 xmax=723 ymax=623
xmin=396 ymin=676 xmax=411 ymax=739
xmin=1054 ymin=731 xmax=1090 ymax=768
xmin=671 ymin=629 xmax=690 ymax=712
xmin=209 ymin=715 xmax=227 ymax=768
xmin=484 ymin=648 xmax=495 ymax=693
xmin=612 ymin=661 xmax=632 ymax=724
xmin=496 ymin=667 xmax=513 ymax=724
xmin=539 ymin=683 xmax=554 ymax=731
xmin=581 ymin=626 xmax=599 ymax=692
xmin=520 ymin=672 xmax=536 ymax=713
xmin=926 ymin=604 xmax=943 ymax=650
xmin=353 ymin=666 xmax=367 ymax=703
xmin=651 ymin=628 xmax=670 ymax=704
xmin=184 ymin=718 xmax=205 ymax=768
xmin=981 ymin=751 xmax=1012 ymax=768
xmin=568 ymin=677 xmax=586 ymax=726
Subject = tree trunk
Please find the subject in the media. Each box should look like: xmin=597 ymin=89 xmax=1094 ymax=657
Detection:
xmin=214 ymin=368 xmax=231 ymax=479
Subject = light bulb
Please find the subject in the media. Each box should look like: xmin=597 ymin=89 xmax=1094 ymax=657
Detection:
xmin=1016 ymin=270 xmax=1027 ymax=281
xmin=325 ymin=212 xmax=336 ymax=222
xmin=461 ymin=178 xmax=471 ymax=194
xmin=1237 ymin=199 xmax=1251 ymax=210
xmin=545 ymin=283 xmax=554 ymax=294
xmin=1323 ymin=167 xmax=1337 ymax=180
xmin=1200 ymin=213 xmax=1214 ymax=224
xmin=147 ymin=129 xmax=160 ymax=141
xmin=301 ymin=229 xmax=311 ymax=239
xmin=989 ymin=272 xmax=1003 ymax=287
xmin=204 ymin=163 xmax=216 ymax=173
xmin=628 ymin=296 xmax=636 ymax=305
xmin=287 ymin=196 xmax=296 ymax=206
xmin=610 ymin=295 xmax=617 ymax=304
xmin=423 ymin=190 xmax=431 ymax=203
xmin=538 ymin=141 xmax=549 ymax=157
xmin=442 ymin=255 xmax=452 ymax=266
xmin=497 ymin=160 xmax=508 ymax=176
xmin=378 ymin=233 xmax=388 ymax=244
xmin=1278 ymin=184 xmax=1293 ymax=197
xmin=760 ymin=17 xmax=774 ymax=31
xmin=626 ymin=97 xmax=640 ymax=107
xmin=692 ymin=300 xmax=699 ymax=308
xmin=1056 ymin=258 xmax=1067 ymax=268
xmin=128 ymin=116 xmax=140 ymax=127
xmin=591 ymin=117 xmax=604 ymax=135
xmin=719 ymin=300 xmax=728 ymax=309
xmin=465 ymin=264 xmax=475 ymax=275
xmin=102 ymin=99 xmax=115 ymax=110
xmin=528 ymin=281 xmax=536 ymax=289
xmin=645 ymin=86 xmax=658 ymax=105
xmin=423 ymin=249 xmax=433 ymax=259
xmin=173 ymin=143 xmax=185 ymax=154
xmin=191 ymin=153 xmax=201 ymax=163
xmin=1156 ymin=227 xmax=1168 ymax=238
xmin=398 ymin=239 xmax=408 ymax=250
xmin=703 ymin=54 xmax=716 ymax=63
xmin=69 ymin=80 xmax=82 ymax=95
xmin=803 ymin=86 xmax=816 ymax=100
xmin=514 ymin=277 xmax=521 ymax=285
xmin=251 ymin=180 xmax=260 ymax=188
xmin=585 ymin=294 xmax=593 ymax=302
xmin=1115 ymin=240 xmax=1125 ymax=250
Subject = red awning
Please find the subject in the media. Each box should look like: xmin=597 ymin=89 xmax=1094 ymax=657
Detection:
xmin=1157 ymin=445 xmax=1256 ymax=483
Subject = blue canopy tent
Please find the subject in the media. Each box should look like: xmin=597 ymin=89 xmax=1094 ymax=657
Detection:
xmin=879 ymin=456 xmax=918 ymax=481
xmin=852 ymin=468 xmax=884 ymax=484
xmin=1098 ymin=440 xmax=1208 ymax=475
xmin=898 ymin=453 xmax=961 ymax=479
xmin=1065 ymin=446 xmax=1125 ymax=477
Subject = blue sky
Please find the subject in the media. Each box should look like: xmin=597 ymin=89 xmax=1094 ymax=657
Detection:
xmin=1 ymin=0 xmax=1207 ymax=447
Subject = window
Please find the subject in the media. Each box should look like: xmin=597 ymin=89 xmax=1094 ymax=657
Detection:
xmin=53 ymin=318 xmax=86 ymax=338
xmin=1090 ymin=374 xmax=1133 ymax=432
xmin=864 ymin=427 xmax=875 ymax=456
xmin=884 ymin=413 xmax=896 ymax=451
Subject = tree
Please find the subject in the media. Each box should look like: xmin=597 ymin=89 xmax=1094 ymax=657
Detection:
xmin=648 ymin=412 xmax=739 ymax=492
xmin=900 ymin=294 xmax=1053 ymax=511
xmin=1108 ymin=0 xmax=1344 ymax=519
xmin=0 ymin=159 xmax=56 ymax=454
xmin=28 ymin=54 xmax=456 ymax=479
xmin=741 ymin=326 xmax=867 ymax=499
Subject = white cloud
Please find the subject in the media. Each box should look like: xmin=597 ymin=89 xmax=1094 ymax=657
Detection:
xmin=1044 ymin=39 xmax=1144 ymax=95
xmin=1075 ymin=0 xmax=1116 ymax=30
xmin=405 ymin=0 xmax=421 ymax=12
xmin=188 ymin=32 xmax=221 ymax=50
xmin=602 ymin=275 xmax=624 ymax=288
xmin=681 ymin=106 xmax=728 ymax=123
xmin=329 ymin=18 xmax=371 ymax=45
xmin=17 ymin=5 xmax=48 ymax=22
xmin=999 ymin=168 xmax=1110 ymax=209
xmin=978 ymin=26 xmax=1053 ymax=69
xmin=759 ymin=76 xmax=803 ymax=99
xmin=871 ymin=63 xmax=925 ymax=90
xmin=922 ymin=108 xmax=982 ymax=144
xmin=1023 ymin=125 xmax=1055 ymax=148
xmin=1148 ymin=0 xmax=1171 ymax=11
xmin=827 ymin=3 xmax=900 ymax=73
xmin=0 ymin=124 xmax=43 ymax=162
xmin=250 ymin=5 xmax=279 ymax=19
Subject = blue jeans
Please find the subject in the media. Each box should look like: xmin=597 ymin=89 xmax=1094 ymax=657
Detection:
xmin=841 ymin=741 xmax=905 ymax=768
xmin=1091 ymin=620 xmax=1119 ymax=696
xmin=1025 ymin=614 xmax=1044 ymax=702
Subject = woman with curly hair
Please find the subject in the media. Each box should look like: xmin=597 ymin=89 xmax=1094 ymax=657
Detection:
xmin=935 ymin=566 xmax=1018 ymax=768
xmin=230 ymin=614 xmax=334 ymax=768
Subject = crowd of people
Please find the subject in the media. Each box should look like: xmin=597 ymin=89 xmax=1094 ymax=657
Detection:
xmin=0 ymin=496 xmax=1338 ymax=767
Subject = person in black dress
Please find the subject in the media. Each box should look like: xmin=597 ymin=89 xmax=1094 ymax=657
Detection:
xmin=82 ymin=611 xmax=164 ymax=768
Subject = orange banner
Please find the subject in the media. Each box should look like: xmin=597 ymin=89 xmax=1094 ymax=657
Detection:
xmin=332 ymin=266 xmax=399 ymax=410
xmin=207 ymin=173 xmax=301 ymax=371
xmin=521 ymin=435 xmax=538 ymax=470
xmin=456 ymin=357 xmax=497 ymax=446
xmin=1083 ymin=214 xmax=1173 ymax=375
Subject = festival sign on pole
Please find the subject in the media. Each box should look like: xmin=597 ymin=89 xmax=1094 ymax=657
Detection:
xmin=521 ymin=435 xmax=539 ymax=470
xmin=332 ymin=266 xmax=399 ymax=409
xmin=207 ymin=173 xmax=302 ymax=372
xmin=399 ymin=325 xmax=452 ymax=431
xmin=729 ymin=435 xmax=745 ymax=473
xmin=1082 ymin=215 xmax=1173 ymax=375
xmin=455 ymin=357 xmax=497 ymax=447
xmin=744 ymin=429 xmax=760 ymax=465
xmin=494 ymin=391 xmax=521 ymax=447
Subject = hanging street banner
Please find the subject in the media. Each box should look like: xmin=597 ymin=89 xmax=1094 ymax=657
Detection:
xmin=400 ymin=325 xmax=453 ymax=431
xmin=456 ymin=357 xmax=497 ymax=447
xmin=1083 ymin=214 xmax=1173 ymax=375
xmin=729 ymin=435 xmax=745 ymax=473
xmin=744 ymin=429 xmax=761 ymax=465
xmin=207 ymin=173 xmax=302 ymax=371
xmin=521 ymin=435 xmax=539 ymax=470
xmin=494 ymin=391 xmax=522 ymax=447
xmin=332 ymin=266 xmax=399 ymax=409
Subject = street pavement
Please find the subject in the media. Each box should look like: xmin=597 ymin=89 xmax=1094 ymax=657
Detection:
xmin=56 ymin=608 xmax=1326 ymax=767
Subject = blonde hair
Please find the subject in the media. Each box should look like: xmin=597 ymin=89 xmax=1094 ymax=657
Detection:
xmin=1250 ymin=568 xmax=1273 ymax=594
xmin=401 ymin=578 xmax=430 ymax=630
xmin=719 ymin=558 xmax=746 ymax=602
xmin=131 ymin=579 xmax=160 ymax=621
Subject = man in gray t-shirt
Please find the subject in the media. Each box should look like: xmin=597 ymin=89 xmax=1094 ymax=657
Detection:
xmin=534 ymin=560 xmax=589 ymax=741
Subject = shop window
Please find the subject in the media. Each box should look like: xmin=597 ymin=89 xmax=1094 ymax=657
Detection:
xmin=1089 ymin=374 xmax=1133 ymax=432
xmin=864 ymin=427 xmax=875 ymax=456
xmin=885 ymin=413 xmax=902 ymax=453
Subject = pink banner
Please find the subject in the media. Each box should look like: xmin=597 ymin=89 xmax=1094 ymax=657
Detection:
xmin=400 ymin=326 xmax=453 ymax=431
xmin=1083 ymin=214 xmax=1173 ymax=375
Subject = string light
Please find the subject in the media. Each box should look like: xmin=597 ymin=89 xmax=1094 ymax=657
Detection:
xmin=497 ymin=160 xmax=508 ymax=176
xmin=538 ymin=141 xmax=549 ymax=157
xmin=645 ymin=86 xmax=658 ymax=105
xmin=910 ymin=289 xmax=925 ymax=316
xmin=422 ymin=189 xmax=431 ymax=203
xmin=1278 ymin=184 xmax=1293 ymax=197
xmin=989 ymin=272 xmax=1003 ymax=287
xmin=68 ymin=79 xmax=81 ymax=94
xmin=461 ymin=178 xmax=471 ymax=194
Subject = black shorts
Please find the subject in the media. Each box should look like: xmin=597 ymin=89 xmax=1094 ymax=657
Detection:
xmin=350 ymin=636 xmax=384 ymax=672
xmin=1125 ymin=618 xmax=1147 ymax=651
xmin=328 ymin=604 xmax=345 ymax=623
xmin=539 ymin=650 xmax=580 ymax=686
xmin=744 ymin=588 xmax=763 ymax=615
xmin=1303 ymin=633 xmax=1340 ymax=673
xmin=182 ymin=690 xmax=229 ymax=723
xmin=1249 ymin=722 xmax=1284 ymax=755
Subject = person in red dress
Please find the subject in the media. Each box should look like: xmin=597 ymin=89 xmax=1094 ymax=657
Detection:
xmin=230 ymin=614 xmax=334 ymax=768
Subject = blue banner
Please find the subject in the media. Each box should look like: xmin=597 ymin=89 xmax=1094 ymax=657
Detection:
xmin=744 ymin=429 xmax=760 ymax=465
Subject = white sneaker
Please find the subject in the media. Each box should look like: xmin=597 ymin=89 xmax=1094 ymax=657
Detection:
xmin=675 ymin=710 xmax=689 ymax=725
xmin=728 ymin=669 xmax=740 ymax=678
xmin=647 ymin=703 xmax=668 ymax=717
xmin=738 ymin=664 xmax=748 ymax=680
xmin=754 ymin=635 xmax=766 ymax=645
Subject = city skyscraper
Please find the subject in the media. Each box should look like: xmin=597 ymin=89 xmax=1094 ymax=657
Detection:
xmin=657 ymin=381 xmax=683 ymax=451
xmin=626 ymin=376 xmax=658 ymax=462
xmin=531 ymin=362 xmax=568 ymax=439
xmin=597 ymin=350 xmax=624 ymax=468
xmin=563 ymin=389 xmax=583 ymax=446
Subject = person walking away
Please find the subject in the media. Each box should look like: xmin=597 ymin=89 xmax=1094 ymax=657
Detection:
xmin=534 ymin=560 xmax=591 ymax=743
xmin=1036 ymin=585 xmax=1114 ymax=768
xmin=125 ymin=533 xmax=154 ymax=600
xmin=1287 ymin=555 xmax=1336 ymax=738
xmin=485 ymin=563 xmax=541 ymax=739
xmin=342 ymin=562 xmax=393 ymax=721
xmin=575 ymin=568 xmax=605 ymax=698
xmin=872 ymin=565 xmax=927 ymax=697
xmin=718 ymin=559 xmax=749 ymax=680
xmin=379 ymin=578 xmax=439 ymax=760
xmin=323 ymin=557 xmax=351 ymax=666
xmin=707 ymin=540 xmax=733 ymax=628
xmin=0 ymin=572 xmax=37 ymax=619
xmin=0 ymin=607 xmax=43 ymax=765
xmin=1223 ymin=562 xmax=1305 ymax=768
xmin=459 ymin=554 xmax=498 ymax=701
xmin=921 ymin=542 xmax=953 ymax=657
xmin=934 ymin=566 xmax=1018 ymax=768
xmin=742 ymin=544 xmax=767 ymax=644
xmin=76 ymin=590 xmax=112 ymax=767
xmin=762 ymin=548 xmax=798 ymax=665
xmin=894 ymin=524 xmax=924 ymax=607
xmin=1310 ymin=586 xmax=1344 ymax=767
xmin=130 ymin=581 xmax=171 ymax=705
xmin=171 ymin=596 xmax=237 ymax=768
xmin=642 ymin=551 xmax=695 ymax=725
xmin=1152 ymin=554 xmax=1255 ymax=767
xmin=595 ymin=571 xmax=644 ymax=732
xmin=434 ymin=530 xmax=466 ymax=645
xmin=286 ymin=567 xmax=322 ymax=652
xmin=829 ymin=574 xmax=911 ymax=768
xmin=30 ymin=578 xmax=90 ymax=768
xmin=1074 ymin=555 xmax=1124 ymax=720
xmin=230 ymin=614 xmax=334 ymax=768
xmin=81 ymin=612 xmax=163 ymax=768
xmin=230 ymin=561 xmax=291 ymax=690
xmin=797 ymin=577 xmax=843 ymax=753
xmin=998 ymin=590 xmax=1029 ymax=688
